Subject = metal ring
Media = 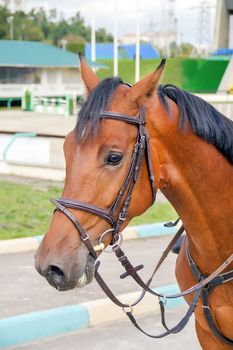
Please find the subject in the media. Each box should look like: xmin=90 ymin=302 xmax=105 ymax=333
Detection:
xmin=101 ymin=231 xmax=123 ymax=253
xmin=122 ymin=305 xmax=133 ymax=314
xmin=158 ymin=295 xmax=167 ymax=306
xmin=98 ymin=228 xmax=115 ymax=245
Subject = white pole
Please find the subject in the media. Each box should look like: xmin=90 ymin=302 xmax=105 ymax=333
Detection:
xmin=91 ymin=16 xmax=96 ymax=62
xmin=113 ymin=0 xmax=118 ymax=76
xmin=135 ymin=14 xmax=140 ymax=82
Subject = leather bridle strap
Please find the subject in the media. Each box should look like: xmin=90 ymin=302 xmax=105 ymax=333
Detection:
xmin=50 ymin=106 xmax=156 ymax=254
xmin=54 ymin=198 xmax=115 ymax=226
xmin=50 ymin=198 xmax=97 ymax=260
xmin=99 ymin=111 xmax=145 ymax=126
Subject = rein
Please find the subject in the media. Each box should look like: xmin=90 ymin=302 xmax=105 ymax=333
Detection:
xmin=50 ymin=107 xmax=233 ymax=342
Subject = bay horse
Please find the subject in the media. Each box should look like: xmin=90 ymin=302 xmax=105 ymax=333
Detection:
xmin=35 ymin=56 xmax=233 ymax=349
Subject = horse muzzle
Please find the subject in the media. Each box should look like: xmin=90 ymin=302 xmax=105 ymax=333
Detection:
xmin=34 ymin=245 xmax=96 ymax=291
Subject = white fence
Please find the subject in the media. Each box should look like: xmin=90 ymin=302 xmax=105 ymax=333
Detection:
xmin=197 ymin=94 xmax=233 ymax=121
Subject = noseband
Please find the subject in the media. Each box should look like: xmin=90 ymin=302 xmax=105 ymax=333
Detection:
xmin=50 ymin=106 xmax=156 ymax=259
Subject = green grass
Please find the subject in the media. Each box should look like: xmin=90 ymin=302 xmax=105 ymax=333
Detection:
xmin=0 ymin=180 xmax=177 ymax=240
xmin=130 ymin=202 xmax=177 ymax=226
xmin=0 ymin=181 xmax=61 ymax=240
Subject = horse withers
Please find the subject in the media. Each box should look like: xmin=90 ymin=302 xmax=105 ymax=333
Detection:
xmin=35 ymin=56 xmax=233 ymax=349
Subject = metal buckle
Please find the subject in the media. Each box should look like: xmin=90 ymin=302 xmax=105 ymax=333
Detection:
xmin=81 ymin=233 xmax=90 ymax=242
xmin=202 ymin=305 xmax=211 ymax=311
xmin=119 ymin=212 xmax=127 ymax=221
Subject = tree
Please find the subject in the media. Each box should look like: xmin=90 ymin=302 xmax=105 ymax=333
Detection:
xmin=30 ymin=8 xmax=50 ymax=38
xmin=178 ymin=42 xmax=194 ymax=57
xmin=49 ymin=20 xmax=70 ymax=45
xmin=69 ymin=12 xmax=90 ymax=41
xmin=0 ymin=5 xmax=113 ymax=46
xmin=96 ymin=28 xmax=113 ymax=42
xmin=0 ymin=6 xmax=10 ymax=39
xmin=61 ymin=34 xmax=85 ymax=54
xmin=12 ymin=10 xmax=44 ymax=41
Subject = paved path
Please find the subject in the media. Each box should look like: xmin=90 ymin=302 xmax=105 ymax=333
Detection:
xmin=10 ymin=306 xmax=201 ymax=350
xmin=0 ymin=110 xmax=76 ymax=137
xmin=0 ymin=236 xmax=177 ymax=318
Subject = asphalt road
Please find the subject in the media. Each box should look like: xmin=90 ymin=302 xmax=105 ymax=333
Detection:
xmin=9 ymin=306 xmax=201 ymax=350
xmin=0 ymin=236 xmax=177 ymax=318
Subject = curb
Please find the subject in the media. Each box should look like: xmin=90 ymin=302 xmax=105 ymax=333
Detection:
xmin=0 ymin=161 xmax=65 ymax=182
xmin=0 ymin=283 xmax=183 ymax=349
xmin=0 ymin=222 xmax=178 ymax=255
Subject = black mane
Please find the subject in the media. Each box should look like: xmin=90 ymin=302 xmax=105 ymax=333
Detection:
xmin=75 ymin=77 xmax=123 ymax=140
xmin=158 ymin=84 xmax=233 ymax=164
xmin=76 ymin=78 xmax=233 ymax=164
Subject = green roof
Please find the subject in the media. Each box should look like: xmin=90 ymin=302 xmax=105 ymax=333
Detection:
xmin=0 ymin=40 xmax=103 ymax=68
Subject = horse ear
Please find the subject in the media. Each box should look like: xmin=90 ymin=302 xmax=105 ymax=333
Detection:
xmin=129 ymin=58 xmax=166 ymax=103
xmin=78 ymin=52 xmax=100 ymax=93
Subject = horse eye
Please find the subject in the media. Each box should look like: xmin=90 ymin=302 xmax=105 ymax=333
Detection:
xmin=106 ymin=153 xmax=123 ymax=166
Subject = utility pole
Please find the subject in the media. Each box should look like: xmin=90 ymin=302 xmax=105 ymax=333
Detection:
xmin=8 ymin=15 xmax=14 ymax=40
xmin=91 ymin=16 xmax=96 ymax=62
xmin=135 ymin=14 xmax=140 ymax=82
xmin=113 ymin=0 xmax=118 ymax=76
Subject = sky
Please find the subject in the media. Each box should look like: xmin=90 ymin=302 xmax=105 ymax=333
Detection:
xmin=2 ymin=0 xmax=218 ymax=45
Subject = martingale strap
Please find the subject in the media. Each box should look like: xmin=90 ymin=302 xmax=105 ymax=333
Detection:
xmin=94 ymin=224 xmax=202 ymax=338
xmin=95 ymin=223 xmax=233 ymax=339
xmin=186 ymin=243 xmax=233 ymax=345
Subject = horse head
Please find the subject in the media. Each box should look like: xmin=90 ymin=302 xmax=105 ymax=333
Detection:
xmin=34 ymin=57 xmax=166 ymax=291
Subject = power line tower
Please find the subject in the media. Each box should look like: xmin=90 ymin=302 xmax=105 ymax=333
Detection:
xmin=163 ymin=0 xmax=177 ymax=57
xmin=148 ymin=14 xmax=157 ymax=32
xmin=197 ymin=1 xmax=211 ymax=46
xmin=189 ymin=1 xmax=216 ymax=54
xmin=167 ymin=0 xmax=176 ymax=32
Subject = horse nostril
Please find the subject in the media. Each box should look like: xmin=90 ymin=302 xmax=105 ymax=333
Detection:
xmin=46 ymin=265 xmax=65 ymax=289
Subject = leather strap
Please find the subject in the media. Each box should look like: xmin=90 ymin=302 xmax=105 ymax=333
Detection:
xmin=125 ymin=287 xmax=202 ymax=338
xmin=50 ymin=198 xmax=97 ymax=260
xmin=202 ymin=287 xmax=233 ymax=345
xmin=186 ymin=240 xmax=233 ymax=345
xmin=56 ymin=198 xmax=114 ymax=226
xmin=99 ymin=111 xmax=145 ymax=126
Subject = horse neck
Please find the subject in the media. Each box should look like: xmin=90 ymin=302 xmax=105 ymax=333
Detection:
xmin=149 ymin=99 xmax=233 ymax=273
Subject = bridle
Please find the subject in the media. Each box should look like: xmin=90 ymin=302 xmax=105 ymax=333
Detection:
xmin=50 ymin=106 xmax=233 ymax=342
xmin=50 ymin=106 xmax=156 ymax=260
